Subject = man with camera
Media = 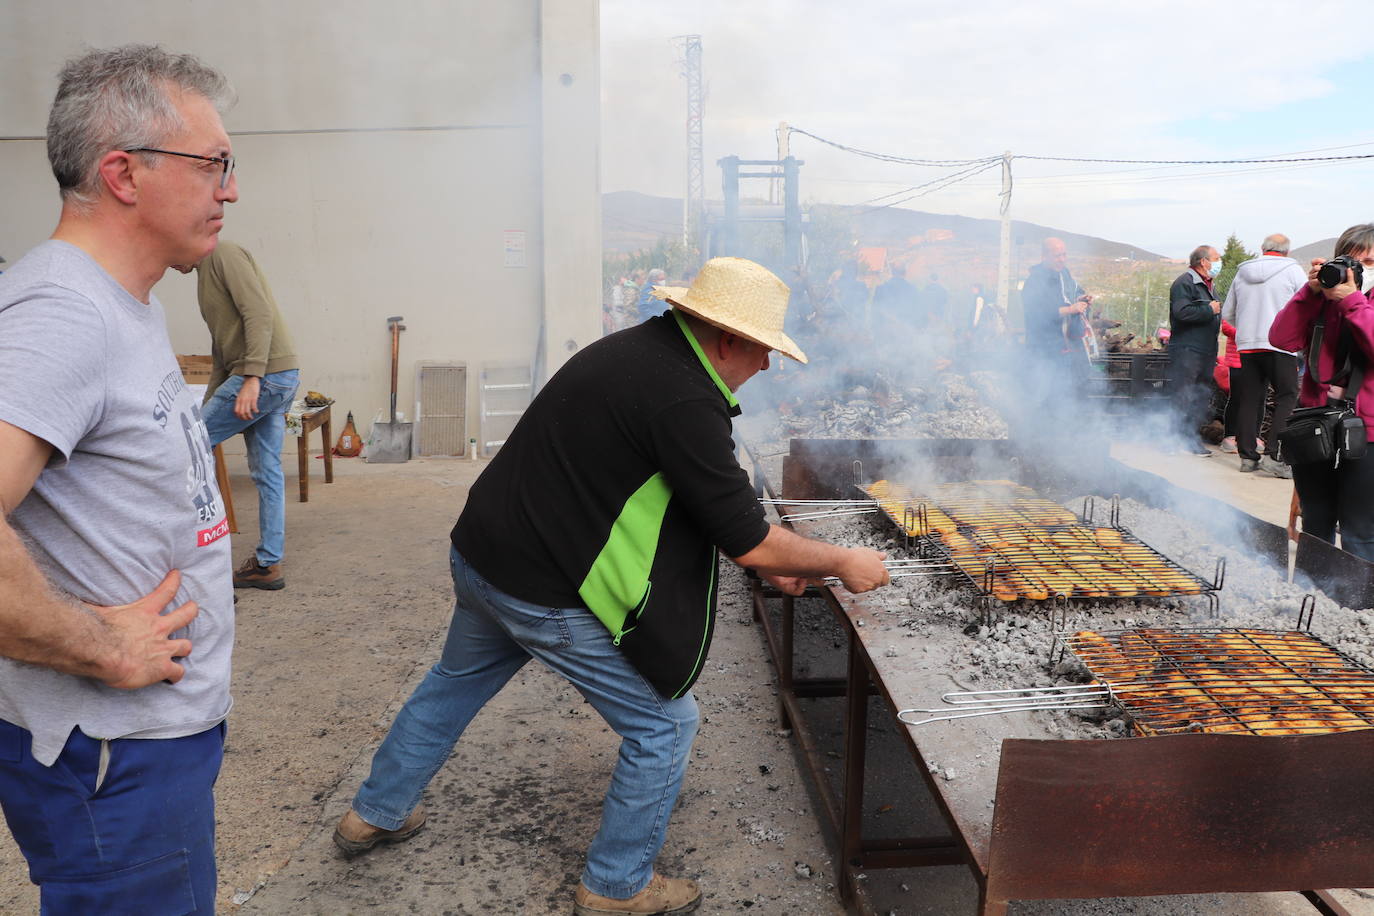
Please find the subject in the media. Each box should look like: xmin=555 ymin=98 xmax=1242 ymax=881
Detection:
xmin=1168 ymin=245 xmax=1223 ymax=455
xmin=1269 ymin=224 xmax=1374 ymax=562
xmin=1221 ymin=234 xmax=1307 ymax=477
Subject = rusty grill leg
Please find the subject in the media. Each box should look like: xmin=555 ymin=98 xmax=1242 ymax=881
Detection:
xmin=1300 ymin=889 xmax=1352 ymax=916
xmin=838 ymin=632 xmax=869 ymax=903
xmin=779 ymin=593 xmax=795 ymax=729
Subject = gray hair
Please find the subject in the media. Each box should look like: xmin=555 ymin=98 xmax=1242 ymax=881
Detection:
xmin=1188 ymin=245 xmax=1215 ymax=268
xmin=1334 ymin=224 xmax=1374 ymax=259
xmin=47 ymin=44 xmax=235 ymax=208
xmin=1260 ymin=233 xmax=1290 ymax=255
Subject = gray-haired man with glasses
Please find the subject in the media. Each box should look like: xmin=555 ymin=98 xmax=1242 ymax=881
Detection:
xmin=125 ymin=146 xmax=236 ymax=189
xmin=0 ymin=44 xmax=238 ymax=912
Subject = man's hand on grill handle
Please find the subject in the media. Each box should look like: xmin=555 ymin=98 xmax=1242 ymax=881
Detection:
xmin=761 ymin=574 xmax=811 ymax=596
xmin=734 ymin=526 xmax=890 ymax=594
xmin=830 ymin=547 xmax=890 ymax=592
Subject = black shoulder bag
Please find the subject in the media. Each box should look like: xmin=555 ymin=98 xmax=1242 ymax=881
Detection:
xmin=1277 ymin=318 xmax=1367 ymax=467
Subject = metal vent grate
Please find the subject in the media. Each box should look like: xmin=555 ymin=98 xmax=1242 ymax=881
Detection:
xmin=414 ymin=362 xmax=467 ymax=457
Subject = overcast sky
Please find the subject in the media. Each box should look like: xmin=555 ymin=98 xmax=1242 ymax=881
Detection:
xmin=600 ymin=0 xmax=1374 ymax=258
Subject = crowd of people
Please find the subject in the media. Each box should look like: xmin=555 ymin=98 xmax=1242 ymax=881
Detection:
xmin=1020 ymin=230 xmax=1374 ymax=562
xmin=1145 ymin=230 xmax=1374 ymax=561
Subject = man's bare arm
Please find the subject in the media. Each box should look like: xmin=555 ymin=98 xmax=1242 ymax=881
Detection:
xmin=731 ymin=524 xmax=889 ymax=594
xmin=0 ymin=420 xmax=197 ymax=687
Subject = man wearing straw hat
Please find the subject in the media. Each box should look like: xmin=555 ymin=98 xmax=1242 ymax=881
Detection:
xmin=335 ymin=257 xmax=889 ymax=914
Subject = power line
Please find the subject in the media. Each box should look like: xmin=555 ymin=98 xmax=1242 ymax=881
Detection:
xmin=786 ymin=127 xmax=997 ymax=168
xmin=1018 ymin=151 xmax=1374 ymax=165
xmin=854 ymin=160 xmax=1002 ymax=215
xmin=786 ymin=126 xmax=1374 ymax=169
xmin=859 ymin=160 xmax=995 ymax=204
xmin=966 ymin=157 xmax=1364 ymax=189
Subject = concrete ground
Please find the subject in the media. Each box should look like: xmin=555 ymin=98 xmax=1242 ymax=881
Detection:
xmin=0 ymin=437 xmax=1368 ymax=915
xmin=1110 ymin=438 xmax=1296 ymax=529
xmin=0 ymin=451 xmax=844 ymax=915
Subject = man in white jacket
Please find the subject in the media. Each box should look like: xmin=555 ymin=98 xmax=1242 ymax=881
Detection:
xmin=1221 ymin=234 xmax=1307 ymax=476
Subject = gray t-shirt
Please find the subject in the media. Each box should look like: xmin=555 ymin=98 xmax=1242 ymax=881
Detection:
xmin=0 ymin=241 xmax=233 ymax=766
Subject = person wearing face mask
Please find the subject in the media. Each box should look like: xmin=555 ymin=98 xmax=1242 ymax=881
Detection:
xmin=1269 ymin=223 xmax=1374 ymax=562
xmin=1168 ymin=245 xmax=1224 ymax=454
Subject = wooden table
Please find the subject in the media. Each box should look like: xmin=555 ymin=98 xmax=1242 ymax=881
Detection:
xmin=213 ymin=444 xmax=237 ymax=533
xmin=296 ymin=405 xmax=334 ymax=502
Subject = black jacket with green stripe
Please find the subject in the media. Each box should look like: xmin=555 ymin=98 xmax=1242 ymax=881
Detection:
xmin=451 ymin=309 xmax=770 ymax=698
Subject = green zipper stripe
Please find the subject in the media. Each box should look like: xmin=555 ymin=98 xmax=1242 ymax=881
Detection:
xmin=669 ymin=546 xmax=719 ymax=699
xmin=578 ymin=472 xmax=673 ymax=638
xmin=672 ymin=309 xmax=739 ymax=408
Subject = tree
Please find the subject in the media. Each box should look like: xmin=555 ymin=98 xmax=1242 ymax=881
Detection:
xmin=1214 ymin=232 xmax=1254 ymax=302
xmin=602 ymin=236 xmax=698 ymax=300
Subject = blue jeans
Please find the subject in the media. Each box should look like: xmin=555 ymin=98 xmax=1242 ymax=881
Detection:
xmin=0 ymin=720 xmax=224 ymax=914
xmin=203 ymin=369 xmax=299 ymax=566
xmin=352 ymin=546 xmax=700 ymax=899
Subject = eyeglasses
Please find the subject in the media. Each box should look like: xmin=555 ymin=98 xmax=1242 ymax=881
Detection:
xmin=125 ymin=147 xmax=236 ymax=189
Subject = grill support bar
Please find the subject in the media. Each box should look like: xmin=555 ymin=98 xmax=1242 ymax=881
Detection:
xmin=748 ymin=579 xmax=965 ymax=910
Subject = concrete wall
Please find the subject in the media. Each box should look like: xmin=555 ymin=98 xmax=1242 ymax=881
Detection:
xmin=0 ymin=0 xmax=600 ymax=453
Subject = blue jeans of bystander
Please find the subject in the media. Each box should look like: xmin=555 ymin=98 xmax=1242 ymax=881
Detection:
xmin=352 ymin=546 xmax=700 ymax=900
xmin=202 ymin=369 xmax=299 ymax=566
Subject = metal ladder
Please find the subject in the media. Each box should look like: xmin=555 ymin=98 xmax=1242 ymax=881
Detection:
xmin=478 ymin=362 xmax=532 ymax=457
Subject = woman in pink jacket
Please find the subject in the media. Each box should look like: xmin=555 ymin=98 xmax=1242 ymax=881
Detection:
xmin=1268 ymin=224 xmax=1374 ymax=561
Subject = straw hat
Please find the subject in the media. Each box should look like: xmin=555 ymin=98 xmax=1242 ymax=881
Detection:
xmin=652 ymin=257 xmax=807 ymax=363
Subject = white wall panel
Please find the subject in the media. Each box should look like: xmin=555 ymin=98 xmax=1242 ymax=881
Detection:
xmin=0 ymin=0 xmax=598 ymax=445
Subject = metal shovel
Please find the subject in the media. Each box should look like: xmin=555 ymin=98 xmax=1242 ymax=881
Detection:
xmin=366 ymin=316 xmax=412 ymax=463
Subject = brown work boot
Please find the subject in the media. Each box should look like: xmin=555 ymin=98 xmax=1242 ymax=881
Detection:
xmin=233 ymin=557 xmax=284 ymax=590
xmin=573 ymin=874 xmax=702 ymax=915
xmin=332 ymin=807 xmax=427 ymax=857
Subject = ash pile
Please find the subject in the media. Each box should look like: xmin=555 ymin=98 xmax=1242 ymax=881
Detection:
xmin=744 ymin=367 xmax=1008 ymax=455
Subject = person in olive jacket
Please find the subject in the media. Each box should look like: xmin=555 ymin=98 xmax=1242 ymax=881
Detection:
xmin=1169 ymin=244 xmax=1223 ymax=454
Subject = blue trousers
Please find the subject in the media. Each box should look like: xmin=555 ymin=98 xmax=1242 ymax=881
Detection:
xmin=0 ymin=720 xmax=224 ymax=915
xmin=352 ymin=547 xmax=700 ymax=899
xmin=202 ymin=369 xmax=299 ymax=565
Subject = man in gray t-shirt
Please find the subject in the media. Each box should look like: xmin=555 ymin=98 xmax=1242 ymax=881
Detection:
xmin=0 ymin=46 xmax=238 ymax=910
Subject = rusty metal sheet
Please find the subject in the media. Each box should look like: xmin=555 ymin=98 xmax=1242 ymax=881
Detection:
xmin=985 ymin=730 xmax=1374 ymax=905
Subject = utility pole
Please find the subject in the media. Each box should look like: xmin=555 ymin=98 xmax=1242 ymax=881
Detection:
xmin=673 ymin=35 xmax=704 ymax=251
xmin=997 ymin=151 xmax=1013 ymax=321
xmin=773 ymin=122 xmax=789 ymax=204
xmin=1143 ymin=275 xmax=1151 ymax=339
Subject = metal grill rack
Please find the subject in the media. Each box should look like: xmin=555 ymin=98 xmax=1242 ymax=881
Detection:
xmin=1057 ymin=620 xmax=1374 ymax=737
xmin=858 ymin=479 xmax=1223 ymax=613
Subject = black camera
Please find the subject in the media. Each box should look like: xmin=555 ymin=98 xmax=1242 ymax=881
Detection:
xmin=1317 ymin=255 xmax=1364 ymax=290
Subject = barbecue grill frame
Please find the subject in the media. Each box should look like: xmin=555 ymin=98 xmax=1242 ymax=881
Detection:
xmin=748 ymin=436 xmax=1374 ymax=915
